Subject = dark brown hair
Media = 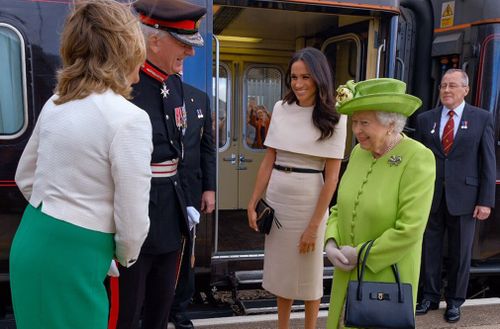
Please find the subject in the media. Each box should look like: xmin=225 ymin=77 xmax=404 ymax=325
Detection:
xmin=283 ymin=47 xmax=340 ymax=140
xmin=54 ymin=0 xmax=146 ymax=105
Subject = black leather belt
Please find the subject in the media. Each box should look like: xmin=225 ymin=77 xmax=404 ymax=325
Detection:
xmin=273 ymin=164 xmax=323 ymax=174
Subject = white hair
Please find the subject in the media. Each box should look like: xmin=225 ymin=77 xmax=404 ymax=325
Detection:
xmin=375 ymin=111 xmax=407 ymax=134
xmin=444 ymin=68 xmax=469 ymax=86
xmin=140 ymin=23 xmax=168 ymax=40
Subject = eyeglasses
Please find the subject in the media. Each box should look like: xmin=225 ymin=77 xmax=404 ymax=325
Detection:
xmin=438 ymin=83 xmax=466 ymax=90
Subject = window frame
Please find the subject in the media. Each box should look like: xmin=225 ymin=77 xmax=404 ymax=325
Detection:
xmin=213 ymin=61 xmax=232 ymax=152
xmin=0 ymin=22 xmax=28 ymax=140
xmin=242 ymin=63 xmax=284 ymax=152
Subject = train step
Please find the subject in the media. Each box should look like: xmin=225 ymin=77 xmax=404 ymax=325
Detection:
xmin=238 ymin=296 xmax=331 ymax=315
xmin=233 ymin=267 xmax=334 ymax=288
xmin=232 ymin=267 xmax=334 ymax=315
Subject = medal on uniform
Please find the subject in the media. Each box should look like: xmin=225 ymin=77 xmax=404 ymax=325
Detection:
xmin=174 ymin=105 xmax=188 ymax=135
xmin=175 ymin=106 xmax=183 ymax=129
xmin=181 ymin=105 xmax=188 ymax=135
xmin=196 ymin=108 xmax=204 ymax=119
xmin=160 ymin=83 xmax=170 ymax=98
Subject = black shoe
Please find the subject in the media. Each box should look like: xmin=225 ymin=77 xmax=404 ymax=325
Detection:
xmin=170 ymin=313 xmax=194 ymax=329
xmin=415 ymin=299 xmax=439 ymax=315
xmin=444 ymin=305 xmax=460 ymax=323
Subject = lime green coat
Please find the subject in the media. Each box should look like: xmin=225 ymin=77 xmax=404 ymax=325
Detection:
xmin=325 ymin=136 xmax=436 ymax=329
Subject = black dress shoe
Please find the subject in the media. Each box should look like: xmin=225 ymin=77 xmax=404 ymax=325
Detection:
xmin=175 ymin=320 xmax=194 ymax=329
xmin=416 ymin=299 xmax=439 ymax=315
xmin=444 ymin=305 xmax=460 ymax=323
xmin=170 ymin=313 xmax=194 ymax=329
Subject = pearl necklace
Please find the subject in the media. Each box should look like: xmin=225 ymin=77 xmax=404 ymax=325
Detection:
xmin=375 ymin=134 xmax=402 ymax=158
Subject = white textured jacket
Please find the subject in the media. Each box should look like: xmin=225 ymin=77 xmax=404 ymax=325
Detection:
xmin=15 ymin=90 xmax=152 ymax=267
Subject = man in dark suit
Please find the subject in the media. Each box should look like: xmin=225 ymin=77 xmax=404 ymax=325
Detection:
xmin=170 ymin=82 xmax=216 ymax=329
xmin=112 ymin=1 xmax=207 ymax=329
xmin=414 ymin=69 xmax=495 ymax=323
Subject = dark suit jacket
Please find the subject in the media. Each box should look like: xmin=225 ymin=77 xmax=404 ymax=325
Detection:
xmin=179 ymin=83 xmax=216 ymax=210
xmin=415 ymin=103 xmax=495 ymax=216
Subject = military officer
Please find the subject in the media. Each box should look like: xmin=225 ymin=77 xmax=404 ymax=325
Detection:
xmin=111 ymin=1 xmax=207 ymax=329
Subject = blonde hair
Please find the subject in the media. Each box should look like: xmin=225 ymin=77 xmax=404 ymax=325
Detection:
xmin=54 ymin=0 xmax=146 ymax=105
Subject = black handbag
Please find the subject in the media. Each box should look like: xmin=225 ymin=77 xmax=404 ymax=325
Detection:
xmin=344 ymin=240 xmax=415 ymax=329
xmin=255 ymin=198 xmax=282 ymax=234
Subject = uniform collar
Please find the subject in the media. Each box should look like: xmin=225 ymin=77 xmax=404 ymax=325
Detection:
xmin=141 ymin=60 xmax=168 ymax=83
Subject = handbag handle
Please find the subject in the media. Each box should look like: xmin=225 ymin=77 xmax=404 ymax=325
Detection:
xmin=355 ymin=240 xmax=405 ymax=303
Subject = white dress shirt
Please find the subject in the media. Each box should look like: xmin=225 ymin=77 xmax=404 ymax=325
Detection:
xmin=15 ymin=90 xmax=152 ymax=266
xmin=439 ymin=101 xmax=465 ymax=139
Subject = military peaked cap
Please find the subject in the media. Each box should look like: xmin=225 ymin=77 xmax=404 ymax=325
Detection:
xmin=134 ymin=0 xmax=206 ymax=47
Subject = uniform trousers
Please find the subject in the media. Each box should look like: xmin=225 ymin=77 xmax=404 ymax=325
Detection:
xmin=171 ymin=230 xmax=195 ymax=321
xmin=116 ymin=250 xmax=180 ymax=329
xmin=421 ymin=196 xmax=476 ymax=307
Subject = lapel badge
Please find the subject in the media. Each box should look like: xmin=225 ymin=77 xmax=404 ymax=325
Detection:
xmin=388 ymin=155 xmax=402 ymax=167
xmin=461 ymin=120 xmax=468 ymax=129
xmin=196 ymin=108 xmax=204 ymax=119
xmin=160 ymin=84 xmax=170 ymax=98
xmin=430 ymin=122 xmax=436 ymax=134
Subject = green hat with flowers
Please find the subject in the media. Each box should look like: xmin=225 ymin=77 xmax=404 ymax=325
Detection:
xmin=335 ymin=78 xmax=422 ymax=117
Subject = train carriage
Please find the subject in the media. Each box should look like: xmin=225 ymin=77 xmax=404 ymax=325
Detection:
xmin=0 ymin=0 xmax=499 ymax=319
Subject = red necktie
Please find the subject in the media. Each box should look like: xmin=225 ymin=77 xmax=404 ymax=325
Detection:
xmin=442 ymin=110 xmax=455 ymax=155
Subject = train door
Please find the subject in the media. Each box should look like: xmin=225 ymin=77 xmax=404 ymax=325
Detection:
xmin=217 ymin=61 xmax=285 ymax=210
xmin=210 ymin=1 xmax=392 ymax=274
xmin=213 ymin=56 xmax=288 ymax=255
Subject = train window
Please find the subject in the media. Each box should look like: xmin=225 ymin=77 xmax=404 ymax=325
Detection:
xmin=212 ymin=63 xmax=230 ymax=150
xmin=244 ymin=66 xmax=282 ymax=150
xmin=322 ymin=34 xmax=362 ymax=158
xmin=0 ymin=24 xmax=27 ymax=139
xmin=475 ymin=34 xmax=500 ymax=120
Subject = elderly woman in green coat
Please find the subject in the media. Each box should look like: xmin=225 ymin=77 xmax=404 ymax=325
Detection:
xmin=324 ymin=78 xmax=436 ymax=328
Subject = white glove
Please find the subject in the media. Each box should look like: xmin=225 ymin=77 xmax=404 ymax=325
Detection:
xmin=325 ymin=239 xmax=356 ymax=272
xmin=107 ymin=259 xmax=119 ymax=277
xmin=187 ymin=206 xmax=200 ymax=230
xmin=340 ymin=245 xmax=358 ymax=266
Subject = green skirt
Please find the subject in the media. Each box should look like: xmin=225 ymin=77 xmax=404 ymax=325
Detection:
xmin=10 ymin=204 xmax=114 ymax=329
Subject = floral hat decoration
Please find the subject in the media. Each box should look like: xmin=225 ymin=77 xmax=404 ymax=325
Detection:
xmin=335 ymin=78 xmax=422 ymax=117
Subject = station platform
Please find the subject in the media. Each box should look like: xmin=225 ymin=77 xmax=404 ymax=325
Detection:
xmin=184 ymin=298 xmax=500 ymax=329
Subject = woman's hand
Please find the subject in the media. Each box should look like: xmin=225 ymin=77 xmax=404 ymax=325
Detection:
xmin=247 ymin=206 xmax=259 ymax=232
xmin=340 ymin=245 xmax=358 ymax=265
xmin=325 ymin=240 xmax=356 ymax=272
xmin=299 ymin=225 xmax=318 ymax=254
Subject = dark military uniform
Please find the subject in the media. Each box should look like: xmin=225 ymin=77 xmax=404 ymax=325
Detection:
xmin=111 ymin=1 xmax=208 ymax=328
xmin=170 ymin=83 xmax=216 ymax=328
xmin=116 ymin=63 xmax=190 ymax=329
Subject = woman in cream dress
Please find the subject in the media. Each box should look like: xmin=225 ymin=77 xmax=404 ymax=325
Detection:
xmin=248 ymin=47 xmax=346 ymax=329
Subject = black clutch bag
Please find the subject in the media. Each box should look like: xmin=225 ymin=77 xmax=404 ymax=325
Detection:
xmin=344 ymin=240 xmax=415 ymax=329
xmin=255 ymin=199 xmax=282 ymax=234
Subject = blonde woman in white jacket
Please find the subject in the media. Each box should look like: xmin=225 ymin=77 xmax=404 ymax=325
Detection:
xmin=9 ymin=1 xmax=151 ymax=329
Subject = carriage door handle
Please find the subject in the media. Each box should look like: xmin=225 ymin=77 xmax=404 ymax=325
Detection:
xmin=237 ymin=154 xmax=252 ymax=170
xmin=239 ymin=154 xmax=253 ymax=163
xmin=223 ymin=153 xmax=237 ymax=165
